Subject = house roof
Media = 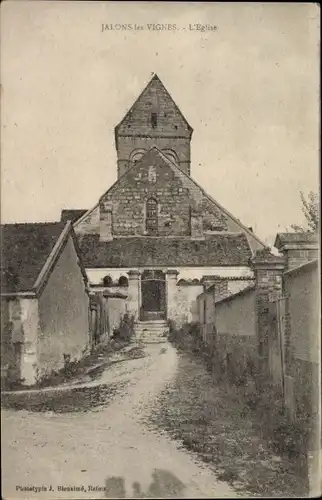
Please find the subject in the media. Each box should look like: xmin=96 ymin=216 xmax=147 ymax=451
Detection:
xmin=1 ymin=221 xmax=87 ymax=295
xmin=77 ymin=233 xmax=252 ymax=268
xmin=61 ymin=209 xmax=87 ymax=223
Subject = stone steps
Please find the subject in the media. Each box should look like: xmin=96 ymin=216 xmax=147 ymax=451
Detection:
xmin=134 ymin=321 xmax=169 ymax=343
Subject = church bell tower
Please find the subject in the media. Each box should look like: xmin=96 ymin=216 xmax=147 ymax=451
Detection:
xmin=114 ymin=74 xmax=193 ymax=178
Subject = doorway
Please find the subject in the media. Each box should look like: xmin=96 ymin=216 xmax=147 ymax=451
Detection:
xmin=141 ymin=270 xmax=166 ymax=321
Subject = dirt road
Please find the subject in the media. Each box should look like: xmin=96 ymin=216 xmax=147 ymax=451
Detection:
xmin=2 ymin=342 xmax=238 ymax=499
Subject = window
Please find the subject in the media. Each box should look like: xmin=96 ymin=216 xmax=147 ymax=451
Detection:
xmin=162 ymin=149 xmax=179 ymax=164
xmin=130 ymin=151 xmax=145 ymax=165
xmin=118 ymin=276 xmax=129 ymax=287
xmin=103 ymin=275 xmax=113 ymax=287
xmin=151 ymin=112 xmax=157 ymax=128
xmin=146 ymin=198 xmax=158 ymax=235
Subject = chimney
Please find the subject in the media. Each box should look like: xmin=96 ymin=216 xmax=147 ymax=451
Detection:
xmin=274 ymin=233 xmax=318 ymax=271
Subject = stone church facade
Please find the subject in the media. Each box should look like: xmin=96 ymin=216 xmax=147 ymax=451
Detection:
xmin=62 ymin=74 xmax=266 ymax=329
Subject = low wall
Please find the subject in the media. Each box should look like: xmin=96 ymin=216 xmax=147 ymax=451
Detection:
xmin=38 ymin=236 xmax=90 ymax=381
xmin=195 ymin=285 xmax=258 ymax=384
xmin=213 ymin=287 xmax=257 ymax=382
xmin=215 ymin=286 xmax=256 ymax=338
xmin=171 ymin=284 xmax=204 ymax=327
xmin=107 ymin=296 xmax=127 ymax=333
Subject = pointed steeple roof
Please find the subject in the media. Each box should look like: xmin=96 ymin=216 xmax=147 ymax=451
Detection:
xmin=115 ymin=73 xmax=193 ymax=138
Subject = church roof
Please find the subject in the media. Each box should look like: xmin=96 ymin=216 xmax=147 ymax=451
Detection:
xmin=77 ymin=233 xmax=252 ymax=268
xmin=1 ymin=222 xmax=87 ymax=295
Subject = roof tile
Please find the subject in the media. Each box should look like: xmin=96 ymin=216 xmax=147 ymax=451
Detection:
xmin=1 ymin=222 xmax=66 ymax=293
xmin=78 ymin=233 xmax=252 ymax=268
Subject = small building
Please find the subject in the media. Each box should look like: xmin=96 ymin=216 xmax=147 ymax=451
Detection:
xmin=1 ymin=221 xmax=91 ymax=386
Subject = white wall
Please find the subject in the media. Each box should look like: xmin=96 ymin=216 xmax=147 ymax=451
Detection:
xmin=215 ymin=289 xmax=256 ymax=337
xmin=87 ymin=266 xmax=253 ymax=285
xmin=38 ymin=235 xmax=90 ymax=380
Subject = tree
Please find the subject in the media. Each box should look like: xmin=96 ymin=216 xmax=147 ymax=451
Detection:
xmin=291 ymin=191 xmax=319 ymax=233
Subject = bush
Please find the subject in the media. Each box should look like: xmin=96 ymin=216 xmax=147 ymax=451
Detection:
xmin=273 ymin=418 xmax=305 ymax=457
xmin=112 ymin=313 xmax=135 ymax=342
xmin=167 ymin=321 xmax=205 ymax=356
xmin=248 ymin=383 xmax=308 ymax=459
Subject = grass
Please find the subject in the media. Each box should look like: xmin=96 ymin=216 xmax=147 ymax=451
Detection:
xmin=147 ymin=350 xmax=308 ymax=498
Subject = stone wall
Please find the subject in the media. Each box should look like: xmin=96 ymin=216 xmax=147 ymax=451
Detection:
xmin=102 ymin=150 xmax=193 ymax=237
xmin=1 ymin=297 xmax=40 ymax=386
xmin=286 ymin=249 xmax=318 ymax=271
xmin=1 ymin=298 xmax=19 ymax=383
xmin=116 ymin=136 xmax=191 ymax=178
xmin=115 ymin=75 xmax=192 ymax=177
xmin=99 ymin=149 xmax=229 ymax=238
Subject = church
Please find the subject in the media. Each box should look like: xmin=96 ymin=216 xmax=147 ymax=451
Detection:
xmin=61 ymin=74 xmax=266 ymax=332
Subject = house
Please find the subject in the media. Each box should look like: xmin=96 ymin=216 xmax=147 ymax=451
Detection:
xmin=61 ymin=74 xmax=266 ymax=333
xmin=1 ymin=221 xmax=91 ymax=386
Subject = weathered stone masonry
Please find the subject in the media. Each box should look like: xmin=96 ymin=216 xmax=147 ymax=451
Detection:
xmin=115 ymin=74 xmax=192 ymax=177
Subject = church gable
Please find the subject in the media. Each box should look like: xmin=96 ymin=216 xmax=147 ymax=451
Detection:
xmin=74 ymin=146 xmax=265 ymax=252
xmin=115 ymin=74 xmax=192 ymax=139
xmin=74 ymin=204 xmax=100 ymax=235
xmin=157 ymin=150 xmax=266 ymax=251
xmin=101 ymin=147 xmax=193 ymax=237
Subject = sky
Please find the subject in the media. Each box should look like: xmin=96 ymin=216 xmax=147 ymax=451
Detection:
xmin=1 ymin=1 xmax=320 ymax=247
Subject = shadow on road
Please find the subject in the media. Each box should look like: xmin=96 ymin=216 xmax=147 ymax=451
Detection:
xmin=104 ymin=469 xmax=186 ymax=498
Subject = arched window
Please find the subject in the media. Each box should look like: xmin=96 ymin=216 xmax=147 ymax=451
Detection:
xmin=102 ymin=275 xmax=113 ymax=287
xmin=162 ymin=149 xmax=179 ymax=165
xmin=129 ymin=149 xmax=146 ymax=166
xmin=146 ymin=198 xmax=158 ymax=235
xmin=118 ymin=276 xmax=128 ymax=287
